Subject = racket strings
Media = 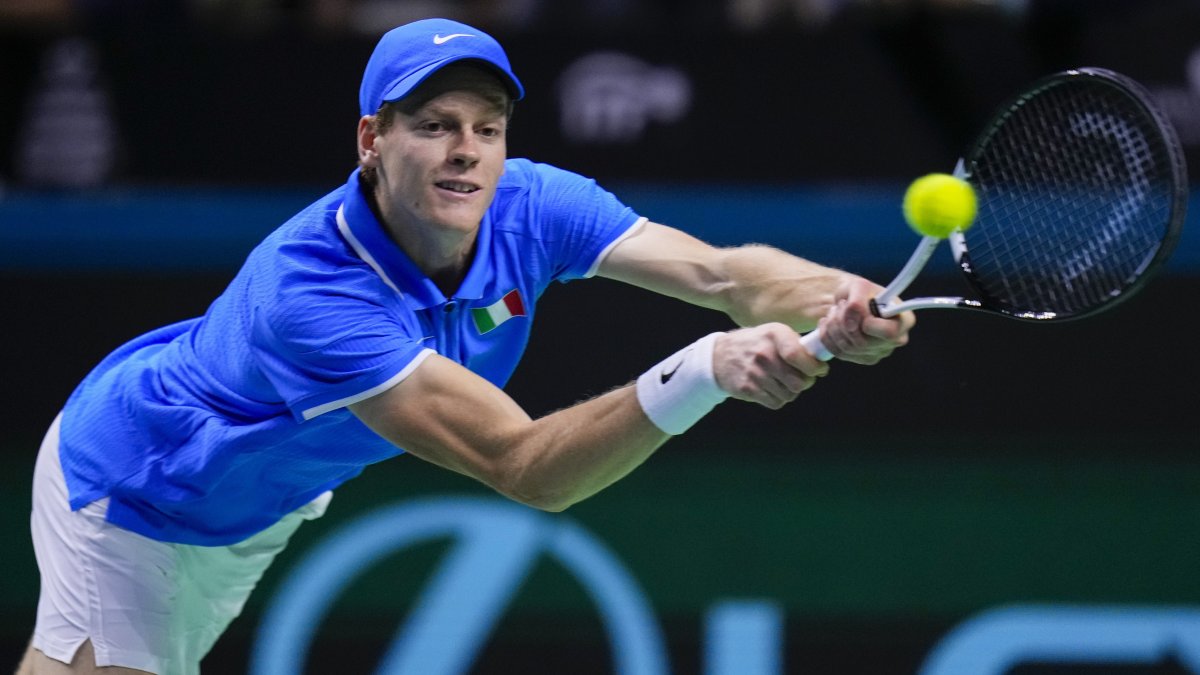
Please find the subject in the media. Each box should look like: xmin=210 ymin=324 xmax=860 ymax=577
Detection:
xmin=963 ymin=78 xmax=1175 ymax=317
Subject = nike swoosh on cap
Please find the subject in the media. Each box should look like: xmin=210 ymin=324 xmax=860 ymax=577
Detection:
xmin=433 ymin=33 xmax=473 ymax=45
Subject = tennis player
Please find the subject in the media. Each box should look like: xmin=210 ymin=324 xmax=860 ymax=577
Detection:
xmin=18 ymin=18 xmax=913 ymax=675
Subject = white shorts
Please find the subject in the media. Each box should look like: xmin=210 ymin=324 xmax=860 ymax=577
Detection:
xmin=30 ymin=414 xmax=332 ymax=675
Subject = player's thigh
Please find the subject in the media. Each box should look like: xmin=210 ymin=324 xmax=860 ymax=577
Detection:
xmin=28 ymin=416 xmax=176 ymax=673
xmin=170 ymin=489 xmax=333 ymax=661
xmin=20 ymin=640 xmax=153 ymax=675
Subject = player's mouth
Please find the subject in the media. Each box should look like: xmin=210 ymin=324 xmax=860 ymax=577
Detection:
xmin=435 ymin=180 xmax=480 ymax=194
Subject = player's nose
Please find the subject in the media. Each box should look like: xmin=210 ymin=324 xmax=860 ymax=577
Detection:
xmin=448 ymin=132 xmax=481 ymax=167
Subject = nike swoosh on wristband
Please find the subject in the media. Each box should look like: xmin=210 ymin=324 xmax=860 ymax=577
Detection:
xmin=433 ymin=33 xmax=473 ymax=45
xmin=660 ymin=349 xmax=691 ymax=385
xmin=660 ymin=362 xmax=680 ymax=385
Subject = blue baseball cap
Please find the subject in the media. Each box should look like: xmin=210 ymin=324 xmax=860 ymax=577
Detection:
xmin=358 ymin=18 xmax=525 ymax=117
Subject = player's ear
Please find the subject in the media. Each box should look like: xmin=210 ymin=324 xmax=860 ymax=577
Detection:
xmin=357 ymin=116 xmax=380 ymax=167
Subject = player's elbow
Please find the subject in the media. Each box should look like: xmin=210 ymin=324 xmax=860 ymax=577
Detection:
xmin=492 ymin=478 xmax=576 ymax=509
xmin=491 ymin=467 xmax=578 ymax=512
xmin=525 ymin=495 xmax=574 ymax=513
xmin=483 ymin=434 xmax=594 ymax=512
xmin=498 ymin=484 xmax=576 ymax=512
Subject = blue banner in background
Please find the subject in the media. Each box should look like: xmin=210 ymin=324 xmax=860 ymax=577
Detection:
xmin=3 ymin=186 xmax=1198 ymax=275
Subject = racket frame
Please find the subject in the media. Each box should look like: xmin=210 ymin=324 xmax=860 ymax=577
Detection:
xmin=800 ymin=67 xmax=1188 ymax=358
xmin=949 ymin=68 xmax=1186 ymax=322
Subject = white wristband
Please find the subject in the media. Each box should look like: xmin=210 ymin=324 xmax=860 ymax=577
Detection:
xmin=635 ymin=332 xmax=729 ymax=435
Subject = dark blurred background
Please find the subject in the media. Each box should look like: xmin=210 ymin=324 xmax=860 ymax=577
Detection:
xmin=2 ymin=1 xmax=1199 ymax=673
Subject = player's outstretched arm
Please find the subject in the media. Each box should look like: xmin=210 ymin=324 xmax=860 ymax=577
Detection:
xmin=350 ymin=323 xmax=824 ymax=511
xmin=351 ymin=353 xmax=664 ymax=512
xmin=597 ymin=221 xmax=913 ymax=364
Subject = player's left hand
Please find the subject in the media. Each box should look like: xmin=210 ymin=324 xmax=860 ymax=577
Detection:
xmin=713 ymin=323 xmax=830 ymax=410
xmin=818 ymin=277 xmax=915 ymax=365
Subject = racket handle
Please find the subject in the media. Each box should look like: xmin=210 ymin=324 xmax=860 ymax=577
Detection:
xmin=799 ymin=295 xmax=891 ymax=360
xmin=798 ymin=330 xmax=834 ymax=362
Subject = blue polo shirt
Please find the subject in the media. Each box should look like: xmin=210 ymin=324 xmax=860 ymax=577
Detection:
xmin=58 ymin=160 xmax=644 ymax=545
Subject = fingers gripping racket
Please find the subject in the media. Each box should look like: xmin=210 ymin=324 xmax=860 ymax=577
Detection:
xmin=801 ymin=67 xmax=1188 ymax=360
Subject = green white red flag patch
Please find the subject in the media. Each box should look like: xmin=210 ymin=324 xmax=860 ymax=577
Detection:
xmin=472 ymin=289 xmax=526 ymax=334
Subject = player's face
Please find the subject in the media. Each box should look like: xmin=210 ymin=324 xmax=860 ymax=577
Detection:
xmin=367 ymin=69 xmax=509 ymax=243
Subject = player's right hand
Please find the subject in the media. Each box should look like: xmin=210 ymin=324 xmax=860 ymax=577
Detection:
xmin=832 ymin=277 xmax=915 ymax=364
xmin=712 ymin=323 xmax=829 ymax=410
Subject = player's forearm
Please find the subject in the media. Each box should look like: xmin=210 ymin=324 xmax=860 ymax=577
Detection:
xmin=712 ymin=245 xmax=851 ymax=331
xmin=350 ymin=356 xmax=672 ymax=513
xmin=495 ymin=385 xmax=668 ymax=511
xmin=599 ymin=224 xmax=848 ymax=330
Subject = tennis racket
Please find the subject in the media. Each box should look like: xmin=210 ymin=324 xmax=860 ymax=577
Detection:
xmin=801 ymin=66 xmax=1188 ymax=360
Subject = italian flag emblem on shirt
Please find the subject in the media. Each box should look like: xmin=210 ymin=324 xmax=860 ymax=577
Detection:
xmin=472 ymin=289 xmax=526 ymax=334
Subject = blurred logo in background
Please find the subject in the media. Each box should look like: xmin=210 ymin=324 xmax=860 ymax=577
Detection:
xmin=557 ymin=52 xmax=692 ymax=144
xmin=1151 ymin=45 xmax=1200 ymax=146
xmin=253 ymin=496 xmax=1200 ymax=674
xmin=17 ymin=38 xmax=121 ymax=188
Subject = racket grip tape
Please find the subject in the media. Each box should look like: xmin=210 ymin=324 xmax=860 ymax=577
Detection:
xmin=798 ymin=330 xmax=834 ymax=362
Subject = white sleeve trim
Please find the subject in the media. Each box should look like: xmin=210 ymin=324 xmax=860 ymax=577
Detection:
xmin=583 ymin=216 xmax=648 ymax=278
xmin=300 ymin=348 xmax=435 ymax=421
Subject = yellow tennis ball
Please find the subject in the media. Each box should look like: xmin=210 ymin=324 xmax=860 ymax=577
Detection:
xmin=902 ymin=173 xmax=977 ymax=239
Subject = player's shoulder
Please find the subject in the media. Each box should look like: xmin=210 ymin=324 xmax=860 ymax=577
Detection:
xmin=498 ymin=158 xmax=596 ymax=193
xmin=247 ymin=187 xmax=355 ymax=273
xmin=494 ymin=158 xmax=609 ymax=220
xmin=244 ymin=187 xmax=382 ymax=305
xmin=269 ymin=186 xmax=346 ymax=249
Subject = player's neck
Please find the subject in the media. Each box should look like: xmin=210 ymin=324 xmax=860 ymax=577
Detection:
xmin=392 ymin=224 xmax=476 ymax=296
xmin=363 ymin=180 xmax=476 ymax=296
